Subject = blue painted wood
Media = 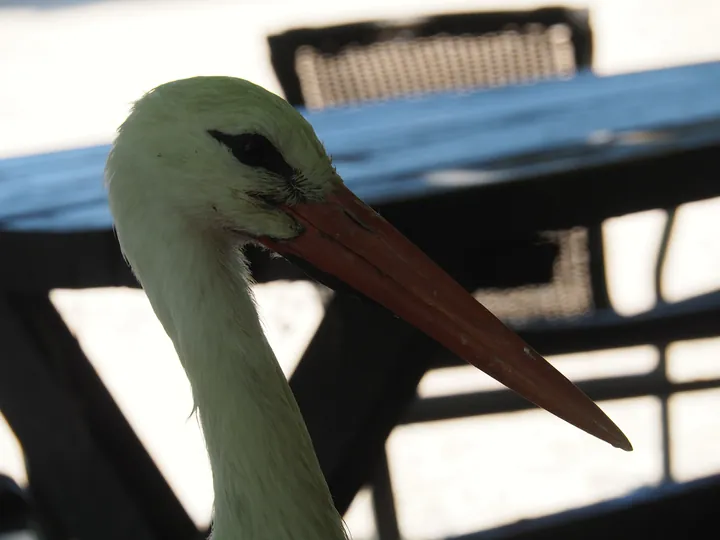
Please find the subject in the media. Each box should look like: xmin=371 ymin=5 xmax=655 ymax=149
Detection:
xmin=2 ymin=61 xmax=720 ymax=233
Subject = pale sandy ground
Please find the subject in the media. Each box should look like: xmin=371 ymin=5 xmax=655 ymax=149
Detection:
xmin=1 ymin=1 xmax=720 ymax=539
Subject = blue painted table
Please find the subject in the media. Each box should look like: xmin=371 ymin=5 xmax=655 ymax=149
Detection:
xmin=2 ymin=61 xmax=720 ymax=234
xmin=2 ymin=61 xmax=720 ymax=540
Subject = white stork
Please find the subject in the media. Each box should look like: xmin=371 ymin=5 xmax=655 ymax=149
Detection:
xmin=105 ymin=77 xmax=631 ymax=540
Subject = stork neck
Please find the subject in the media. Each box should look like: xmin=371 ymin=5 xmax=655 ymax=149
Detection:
xmin=126 ymin=224 xmax=346 ymax=540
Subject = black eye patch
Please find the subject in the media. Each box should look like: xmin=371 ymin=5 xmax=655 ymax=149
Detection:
xmin=208 ymin=130 xmax=295 ymax=181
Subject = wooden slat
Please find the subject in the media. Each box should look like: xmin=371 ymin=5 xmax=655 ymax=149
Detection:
xmin=0 ymin=296 xmax=156 ymax=540
xmin=0 ymin=231 xmax=137 ymax=292
xmin=0 ymin=214 xmax=555 ymax=294
xmin=6 ymin=293 xmax=202 ymax=540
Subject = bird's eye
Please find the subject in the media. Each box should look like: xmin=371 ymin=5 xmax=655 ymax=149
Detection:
xmin=208 ymin=130 xmax=295 ymax=181
xmin=242 ymin=140 xmax=256 ymax=155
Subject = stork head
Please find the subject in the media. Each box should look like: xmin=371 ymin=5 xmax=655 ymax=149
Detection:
xmin=107 ymin=76 xmax=340 ymax=241
xmin=106 ymin=76 xmax=631 ymax=452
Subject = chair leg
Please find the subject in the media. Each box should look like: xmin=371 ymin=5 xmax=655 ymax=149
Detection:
xmin=587 ymin=224 xmax=612 ymax=310
xmin=658 ymin=344 xmax=673 ymax=483
xmin=371 ymin=449 xmax=401 ymax=540
xmin=654 ymin=208 xmax=677 ymax=303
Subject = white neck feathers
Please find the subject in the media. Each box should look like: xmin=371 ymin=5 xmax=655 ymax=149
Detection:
xmin=111 ymin=202 xmax=347 ymax=540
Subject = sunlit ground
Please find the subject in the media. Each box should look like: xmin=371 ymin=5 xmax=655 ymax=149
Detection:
xmin=1 ymin=1 xmax=720 ymax=539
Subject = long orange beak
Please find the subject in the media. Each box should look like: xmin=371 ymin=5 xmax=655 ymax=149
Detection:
xmin=259 ymin=182 xmax=632 ymax=451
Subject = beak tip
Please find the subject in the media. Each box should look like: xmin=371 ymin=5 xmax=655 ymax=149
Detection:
xmin=616 ymin=436 xmax=634 ymax=453
xmin=600 ymin=422 xmax=633 ymax=452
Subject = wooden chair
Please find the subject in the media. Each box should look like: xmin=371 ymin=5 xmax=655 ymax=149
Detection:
xmin=267 ymin=7 xmax=602 ymax=335
xmin=268 ymin=7 xmax=593 ymax=109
